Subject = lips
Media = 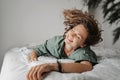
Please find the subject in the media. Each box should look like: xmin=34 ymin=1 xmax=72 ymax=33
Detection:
xmin=67 ymin=37 xmax=73 ymax=42
xmin=68 ymin=38 xmax=73 ymax=42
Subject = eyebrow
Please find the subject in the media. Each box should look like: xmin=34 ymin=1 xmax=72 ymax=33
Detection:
xmin=73 ymin=28 xmax=84 ymax=39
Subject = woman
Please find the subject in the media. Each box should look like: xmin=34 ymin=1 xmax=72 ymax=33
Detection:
xmin=27 ymin=9 xmax=102 ymax=80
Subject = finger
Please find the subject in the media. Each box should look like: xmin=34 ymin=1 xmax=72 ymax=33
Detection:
xmin=32 ymin=66 xmax=39 ymax=80
xmin=37 ymin=75 xmax=43 ymax=80
xmin=36 ymin=58 xmax=38 ymax=61
xmin=37 ymin=64 xmax=50 ymax=80
xmin=42 ymin=72 xmax=49 ymax=79
xmin=28 ymin=55 xmax=33 ymax=62
xmin=30 ymin=59 xmax=33 ymax=62
xmin=33 ymin=58 xmax=38 ymax=61
xmin=31 ymin=57 xmax=38 ymax=62
xmin=29 ymin=66 xmax=37 ymax=80
xmin=27 ymin=67 xmax=34 ymax=80
xmin=29 ymin=56 xmax=33 ymax=62
xmin=32 ymin=71 xmax=37 ymax=80
xmin=40 ymin=76 xmax=43 ymax=80
xmin=27 ymin=67 xmax=33 ymax=80
xmin=37 ymin=66 xmax=43 ymax=79
xmin=36 ymin=75 xmax=43 ymax=80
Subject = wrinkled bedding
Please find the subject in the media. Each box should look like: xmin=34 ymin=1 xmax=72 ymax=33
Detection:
xmin=0 ymin=47 xmax=120 ymax=80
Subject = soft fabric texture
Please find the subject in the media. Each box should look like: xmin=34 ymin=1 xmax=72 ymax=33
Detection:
xmin=0 ymin=47 xmax=120 ymax=80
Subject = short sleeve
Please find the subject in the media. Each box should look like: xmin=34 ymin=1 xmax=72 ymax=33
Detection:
xmin=69 ymin=47 xmax=98 ymax=66
xmin=33 ymin=36 xmax=57 ymax=56
xmin=33 ymin=36 xmax=64 ymax=57
xmin=33 ymin=40 xmax=49 ymax=56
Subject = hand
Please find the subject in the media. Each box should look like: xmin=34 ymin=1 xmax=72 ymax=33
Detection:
xmin=29 ymin=50 xmax=38 ymax=61
xmin=27 ymin=63 xmax=54 ymax=80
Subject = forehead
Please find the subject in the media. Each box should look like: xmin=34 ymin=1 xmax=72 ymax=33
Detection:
xmin=73 ymin=24 xmax=88 ymax=38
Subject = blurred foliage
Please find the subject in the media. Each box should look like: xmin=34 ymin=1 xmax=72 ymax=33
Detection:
xmin=87 ymin=0 xmax=120 ymax=44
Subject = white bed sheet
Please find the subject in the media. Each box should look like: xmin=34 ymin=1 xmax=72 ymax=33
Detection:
xmin=0 ymin=47 xmax=120 ymax=80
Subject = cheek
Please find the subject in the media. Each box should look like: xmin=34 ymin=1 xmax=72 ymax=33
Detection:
xmin=74 ymin=39 xmax=83 ymax=45
xmin=65 ymin=32 xmax=71 ymax=38
xmin=65 ymin=31 xmax=69 ymax=36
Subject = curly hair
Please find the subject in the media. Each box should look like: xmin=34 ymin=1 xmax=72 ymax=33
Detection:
xmin=63 ymin=9 xmax=103 ymax=46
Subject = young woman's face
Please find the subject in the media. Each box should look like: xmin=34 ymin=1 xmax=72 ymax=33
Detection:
xmin=64 ymin=24 xmax=88 ymax=49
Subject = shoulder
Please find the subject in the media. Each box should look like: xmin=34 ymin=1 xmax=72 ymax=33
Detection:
xmin=85 ymin=46 xmax=97 ymax=57
xmin=78 ymin=46 xmax=97 ymax=58
xmin=77 ymin=46 xmax=96 ymax=54
xmin=72 ymin=46 xmax=97 ymax=61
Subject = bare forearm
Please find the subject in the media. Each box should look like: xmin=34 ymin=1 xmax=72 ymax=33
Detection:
xmin=61 ymin=63 xmax=92 ymax=73
xmin=52 ymin=62 xmax=92 ymax=73
xmin=27 ymin=62 xmax=93 ymax=80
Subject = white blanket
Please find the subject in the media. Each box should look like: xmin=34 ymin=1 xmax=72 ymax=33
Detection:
xmin=0 ymin=47 xmax=120 ymax=80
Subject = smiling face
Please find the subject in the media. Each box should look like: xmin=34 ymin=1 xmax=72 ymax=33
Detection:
xmin=64 ymin=24 xmax=88 ymax=50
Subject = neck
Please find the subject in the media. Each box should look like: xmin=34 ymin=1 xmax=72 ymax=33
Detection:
xmin=64 ymin=44 xmax=74 ymax=56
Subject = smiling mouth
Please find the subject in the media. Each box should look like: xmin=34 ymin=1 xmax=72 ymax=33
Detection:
xmin=67 ymin=37 xmax=73 ymax=42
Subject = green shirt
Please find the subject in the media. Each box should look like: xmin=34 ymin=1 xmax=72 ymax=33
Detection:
xmin=33 ymin=36 xmax=98 ymax=65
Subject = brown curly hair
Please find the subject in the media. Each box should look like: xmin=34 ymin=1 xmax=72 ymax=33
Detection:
xmin=63 ymin=9 xmax=103 ymax=46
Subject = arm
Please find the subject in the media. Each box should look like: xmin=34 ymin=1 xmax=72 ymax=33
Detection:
xmin=29 ymin=39 xmax=51 ymax=61
xmin=27 ymin=61 xmax=92 ymax=80
xmin=59 ymin=61 xmax=93 ymax=73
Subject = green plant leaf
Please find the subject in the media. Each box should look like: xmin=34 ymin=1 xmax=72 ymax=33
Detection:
xmin=113 ymin=27 xmax=120 ymax=44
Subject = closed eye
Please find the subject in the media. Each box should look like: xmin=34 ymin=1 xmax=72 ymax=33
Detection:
xmin=72 ymin=28 xmax=83 ymax=40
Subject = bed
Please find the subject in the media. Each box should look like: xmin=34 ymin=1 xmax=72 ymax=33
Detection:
xmin=0 ymin=46 xmax=120 ymax=80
